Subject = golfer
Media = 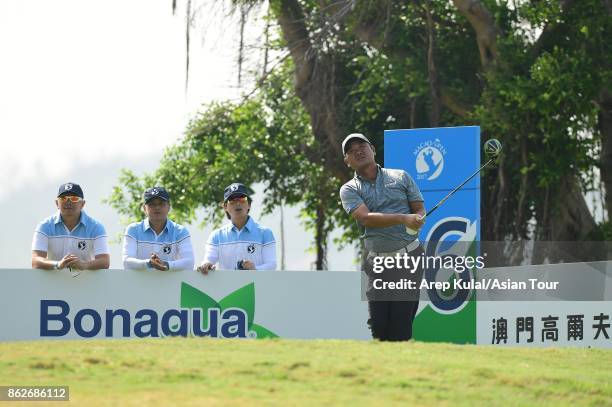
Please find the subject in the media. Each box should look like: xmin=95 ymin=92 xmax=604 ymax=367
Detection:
xmin=339 ymin=133 xmax=426 ymax=341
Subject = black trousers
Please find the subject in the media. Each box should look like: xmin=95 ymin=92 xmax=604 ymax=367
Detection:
xmin=367 ymin=300 xmax=420 ymax=341
xmin=364 ymin=245 xmax=424 ymax=341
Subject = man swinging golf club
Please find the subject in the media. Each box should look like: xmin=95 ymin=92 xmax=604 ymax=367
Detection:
xmin=339 ymin=133 xmax=426 ymax=341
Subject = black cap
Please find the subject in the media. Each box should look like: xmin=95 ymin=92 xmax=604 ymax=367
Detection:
xmin=223 ymin=183 xmax=251 ymax=202
xmin=144 ymin=186 xmax=170 ymax=203
xmin=57 ymin=182 xmax=84 ymax=198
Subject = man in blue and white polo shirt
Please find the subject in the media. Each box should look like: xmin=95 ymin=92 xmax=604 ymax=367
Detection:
xmin=31 ymin=182 xmax=110 ymax=270
xmin=122 ymin=186 xmax=194 ymax=271
xmin=198 ymin=183 xmax=276 ymax=273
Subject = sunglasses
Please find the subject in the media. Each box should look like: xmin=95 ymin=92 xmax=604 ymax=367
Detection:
xmin=228 ymin=196 xmax=248 ymax=203
xmin=58 ymin=196 xmax=83 ymax=203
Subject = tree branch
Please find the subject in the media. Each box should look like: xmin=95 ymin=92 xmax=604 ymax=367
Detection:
xmin=529 ymin=0 xmax=577 ymax=60
xmin=274 ymin=0 xmax=351 ymax=180
xmin=440 ymin=91 xmax=470 ymax=118
xmin=275 ymin=0 xmax=316 ymax=93
xmin=451 ymin=0 xmax=499 ymax=69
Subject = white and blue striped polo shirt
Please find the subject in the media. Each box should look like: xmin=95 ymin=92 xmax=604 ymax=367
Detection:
xmin=31 ymin=211 xmax=109 ymax=261
xmin=203 ymin=216 xmax=277 ymax=270
xmin=122 ymin=218 xmax=194 ymax=271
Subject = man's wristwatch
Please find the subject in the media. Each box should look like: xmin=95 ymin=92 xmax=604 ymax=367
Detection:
xmin=53 ymin=261 xmax=60 ymax=270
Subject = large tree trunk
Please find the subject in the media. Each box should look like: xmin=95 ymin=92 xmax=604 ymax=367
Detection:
xmin=532 ymin=175 xmax=598 ymax=264
xmin=546 ymin=175 xmax=597 ymax=241
xmin=599 ymin=89 xmax=612 ymax=219
xmin=275 ymin=0 xmax=351 ymax=183
xmin=274 ymin=0 xmax=351 ymax=269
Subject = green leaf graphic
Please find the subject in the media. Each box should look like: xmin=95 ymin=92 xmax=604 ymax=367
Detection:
xmin=249 ymin=323 xmax=278 ymax=338
xmin=181 ymin=282 xmax=220 ymax=329
xmin=179 ymin=282 xmax=277 ymax=338
xmin=218 ymin=282 xmax=255 ymax=328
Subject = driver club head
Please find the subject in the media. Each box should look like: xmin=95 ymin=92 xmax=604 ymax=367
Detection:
xmin=484 ymin=138 xmax=502 ymax=159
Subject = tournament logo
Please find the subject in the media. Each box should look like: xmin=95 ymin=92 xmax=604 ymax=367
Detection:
xmin=230 ymin=184 xmax=239 ymax=192
xmin=414 ymin=138 xmax=447 ymax=181
xmin=247 ymin=244 xmax=255 ymax=254
xmin=163 ymin=245 xmax=172 ymax=254
xmin=423 ymin=216 xmax=477 ymax=313
xmin=77 ymin=241 xmax=86 ymax=250
xmin=151 ymin=188 xmax=159 ymax=195
xmin=64 ymin=183 xmax=73 ymax=191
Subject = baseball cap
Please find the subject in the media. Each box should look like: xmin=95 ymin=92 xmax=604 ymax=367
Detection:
xmin=144 ymin=187 xmax=170 ymax=203
xmin=57 ymin=182 xmax=84 ymax=198
xmin=223 ymin=183 xmax=251 ymax=202
xmin=342 ymin=133 xmax=371 ymax=154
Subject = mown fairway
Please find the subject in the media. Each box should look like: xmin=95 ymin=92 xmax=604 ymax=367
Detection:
xmin=0 ymin=339 xmax=610 ymax=406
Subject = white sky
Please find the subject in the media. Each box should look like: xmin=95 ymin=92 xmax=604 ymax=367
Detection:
xmin=0 ymin=0 xmax=358 ymax=271
xmin=0 ymin=0 xmax=246 ymax=196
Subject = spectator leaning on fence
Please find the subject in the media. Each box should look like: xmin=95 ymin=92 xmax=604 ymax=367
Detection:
xmin=122 ymin=186 xmax=194 ymax=271
xmin=197 ymin=183 xmax=276 ymax=274
xmin=31 ymin=182 xmax=110 ymax=270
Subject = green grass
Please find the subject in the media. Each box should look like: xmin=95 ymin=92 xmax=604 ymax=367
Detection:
xmin=0 ymin=339 xmax=610 ymax=406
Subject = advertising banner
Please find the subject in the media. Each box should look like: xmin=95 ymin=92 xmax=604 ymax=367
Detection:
xmin=1 ymin=264 xmax=611 ymax=347
xmin=384 ymin=126 xmax=481 ymax=343
xmin=476 ymin=261 xmax=612 ymax=348
xmin=479 ymin=301 xmax=612 ymax=348
xmin=0 ymin=269 xmax=370 ymax=341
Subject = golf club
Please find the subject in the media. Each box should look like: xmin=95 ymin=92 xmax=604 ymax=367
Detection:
xmin=406 ymin=138 xmax=502 ymax=235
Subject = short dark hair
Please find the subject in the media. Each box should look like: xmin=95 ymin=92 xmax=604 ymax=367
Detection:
xmin=224 ymin=196 xmax=252 ymax=219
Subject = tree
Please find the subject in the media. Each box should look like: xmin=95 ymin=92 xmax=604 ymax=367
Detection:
xmin=267 ymin=0 xmax=612 ymax=252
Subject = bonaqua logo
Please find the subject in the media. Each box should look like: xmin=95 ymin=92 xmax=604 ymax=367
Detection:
xmin=39 ymin=283 xmax=278 ymax=339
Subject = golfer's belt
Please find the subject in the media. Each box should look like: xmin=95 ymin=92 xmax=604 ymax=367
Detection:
xmin=369 ymin=239 xmax=420 ymax=258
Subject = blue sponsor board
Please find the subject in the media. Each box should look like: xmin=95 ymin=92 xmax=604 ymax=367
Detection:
xmin=384 ymin=127 xmax=480 ymax=343
xmin=384 ymin=126 xmax=481 ymax=193
xmin=383 ymin=126 xmax=480 ymax=242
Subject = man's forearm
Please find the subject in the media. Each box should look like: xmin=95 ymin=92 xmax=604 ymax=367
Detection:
xmin=168 ymin=257 xmax=194 ymax=271
xmin=32 ymin=257 xmax=57 ymax=270
xmin=410 ymin=201 xmax=426 ymax=218
xmin=359 ymin=213 xmax=407 ymax=228
xmin=123 ymin=257 xmax=148 ymax=270
xmin=84 ymin=256 xmax=110 ymax=270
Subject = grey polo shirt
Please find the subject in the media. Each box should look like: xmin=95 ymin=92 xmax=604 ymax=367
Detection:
xmin=339 ymin=165 xmax=424 ymax=252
